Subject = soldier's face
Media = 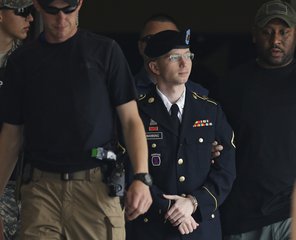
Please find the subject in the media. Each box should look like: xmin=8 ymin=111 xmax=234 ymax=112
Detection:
xmin=253 ymin=18 xmax=296 ymax=68
xmin=34 ymin=0 xmax=82 ymax=43
xmin=0 ymin=8 xmax=33 ymax=40
xmin=153 ymin=48 xmax=192 ymax=86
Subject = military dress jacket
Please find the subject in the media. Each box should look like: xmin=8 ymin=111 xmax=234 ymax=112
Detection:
xmin=129 ymin=86 xmax=236 ymax=240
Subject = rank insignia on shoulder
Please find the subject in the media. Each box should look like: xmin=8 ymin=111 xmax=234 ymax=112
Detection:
xmin=193 ymin=119 xmax=213 ymax=128
xmin=151 ymin=153 xmax=161 ymax=166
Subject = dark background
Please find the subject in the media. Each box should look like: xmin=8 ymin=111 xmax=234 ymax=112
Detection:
xmin=78 ymin=0 xmax=266 ymax=78
xmin=30 ymin=0 xmax=294 ymax=94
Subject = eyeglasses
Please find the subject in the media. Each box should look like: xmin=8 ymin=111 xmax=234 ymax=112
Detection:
xmin=168 ymin=52 xmax=194 ymax=62
xmin=0 ymin=5 xmax=33 ymax=18
xmin=42 ymin=4 xmax=78 ymax=15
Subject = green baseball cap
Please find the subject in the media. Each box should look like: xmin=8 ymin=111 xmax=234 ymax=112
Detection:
xmin=255 ymin=0 xmax=296 ymax=28
xmin=0 ymin=0 xmax=32 ymax=9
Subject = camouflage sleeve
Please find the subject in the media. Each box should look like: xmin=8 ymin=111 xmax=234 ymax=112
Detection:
xmin=0 ymin=182 xmax=20 ymax=240
xmin=0 ymin=216 xmax=3 ymax=240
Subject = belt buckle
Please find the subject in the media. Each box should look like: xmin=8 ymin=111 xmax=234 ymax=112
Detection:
xmin=61 ymin=173 xmax=72 ymax=181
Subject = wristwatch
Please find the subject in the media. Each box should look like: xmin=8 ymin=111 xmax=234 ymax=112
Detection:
xmin=133 ymin=173 xmax=153 ymax=186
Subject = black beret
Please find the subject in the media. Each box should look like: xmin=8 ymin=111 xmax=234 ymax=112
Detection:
xmin=144 ymin=29 xmax=191 ymax=58
xmin=37 ymin=0 xmax=78 ymax=8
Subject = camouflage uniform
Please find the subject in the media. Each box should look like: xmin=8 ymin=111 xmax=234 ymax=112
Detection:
xmin=0 ymin=1 xmax=33 ymax=239
xmin=0 ymin=0 xmax=32 ymax=8
xmin=0 ymin=182 xmax=20 ymax=240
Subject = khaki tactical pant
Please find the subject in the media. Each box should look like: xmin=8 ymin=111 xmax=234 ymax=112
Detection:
xmin=20 ymin=167 xmax=125 ymax=240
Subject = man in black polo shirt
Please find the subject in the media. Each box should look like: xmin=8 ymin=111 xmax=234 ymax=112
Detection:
xmin=0 ymin=0 xmax=152 ymax=239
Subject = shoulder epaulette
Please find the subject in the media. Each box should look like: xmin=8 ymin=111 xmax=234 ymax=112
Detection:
xmin=138 ymin=94 xmax=146 ymax=101
xmin=206 ymin=98 xmax=218 ymax=105
xmin=191 ymin=91 xmax=217 ymax=105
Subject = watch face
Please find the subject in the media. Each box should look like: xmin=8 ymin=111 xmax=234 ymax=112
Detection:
xmin=144 ymin=174 xmax=152 ymax=184
xmin=134 ymin=173 xmax=152 ymax=186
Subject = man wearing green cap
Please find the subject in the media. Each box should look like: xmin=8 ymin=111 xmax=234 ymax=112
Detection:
xmin=0 ymin=0 xmax=33 ymax=239
xmin=127 ymin=29 xmax=236 ymax=240
xmin=0 ymin=0 xmax=152 ymax=239
xmin=220 ymin=0 xmax=296 ymax=239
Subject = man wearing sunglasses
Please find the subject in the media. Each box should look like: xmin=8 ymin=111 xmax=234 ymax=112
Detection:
xmin=0 ymin=0 xmax=152 ymax=239
xmin=0 ymin=0 xmax=33 ymax=76
xmin=127 ymin=29 xmax=236 ymax=240
xmin=0 ymin=0 xmax=33 ymax=239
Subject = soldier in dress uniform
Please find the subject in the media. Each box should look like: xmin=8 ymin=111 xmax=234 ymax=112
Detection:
xmin=127 ymin=29 xmax=236 ymax=240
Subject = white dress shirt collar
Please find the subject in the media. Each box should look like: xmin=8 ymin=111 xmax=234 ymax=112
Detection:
xmin=156 ymin=86 xmax=186 ymax=122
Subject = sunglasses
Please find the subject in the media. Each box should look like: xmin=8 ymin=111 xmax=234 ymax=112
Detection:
xmin=42 ymin=4 xmax=78 ymax=15
xmin=0 ymin=5 xmax=33 ymax=18
xmin=139 ymin=34 xmax=153 ymax=43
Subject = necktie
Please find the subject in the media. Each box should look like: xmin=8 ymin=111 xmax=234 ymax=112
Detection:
xmin=170 ymin=103 xmax=180 ymax=132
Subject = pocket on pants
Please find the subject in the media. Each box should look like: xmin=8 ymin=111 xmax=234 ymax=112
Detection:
xmin=105 ymin=215 xmax=125 ymax=240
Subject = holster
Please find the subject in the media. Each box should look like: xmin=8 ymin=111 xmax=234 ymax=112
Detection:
xmin=100 ymin=143 xmax=126 ymax=198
